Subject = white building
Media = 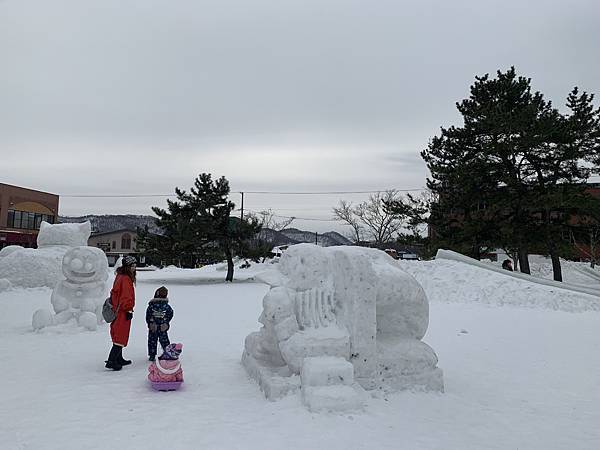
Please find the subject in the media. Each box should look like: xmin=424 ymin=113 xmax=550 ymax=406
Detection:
xmin=88 ymin=228 xmax=144 ymax=266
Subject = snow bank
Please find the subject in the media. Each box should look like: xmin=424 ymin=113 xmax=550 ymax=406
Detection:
xmin=397 ymin=257 xmax=600 ymax=312
xmin=437 ymin=249 xmax=600 ymax=297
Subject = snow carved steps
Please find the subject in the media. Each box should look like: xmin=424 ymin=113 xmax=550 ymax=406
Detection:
xmin=301 ymin=357 xmax=365 ymax=413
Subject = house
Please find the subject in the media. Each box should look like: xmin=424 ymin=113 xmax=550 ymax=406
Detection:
xmin=88 ymin=228 xmax=145 ymax=266
xmin=0 ymin=183 xmax=59 ymax=249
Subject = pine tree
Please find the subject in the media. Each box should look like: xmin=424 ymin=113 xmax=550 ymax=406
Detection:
xmin=137 ymin=173 xmax=261 ymax=281
xmin=421 ymin=68 xmax=600 ymax=278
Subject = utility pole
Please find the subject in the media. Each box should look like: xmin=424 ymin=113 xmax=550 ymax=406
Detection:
xmin=240 ymin=191 xmax=244 ymax=220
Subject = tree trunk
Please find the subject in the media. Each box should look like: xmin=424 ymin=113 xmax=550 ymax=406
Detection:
xmin=510 ymin=255 xmax=519 ymax=272
xmin=225 ymin=247 xmax=234 ymax=282
xmin=550 ymin=250 xmax=562 ymax=282
xmin=471 ymin=240 xmax=481 ymax=260
xmin=518 ymin=249 xmax=531 ymax=274
xmin=590 ymin=231 xmax=596 ymax=269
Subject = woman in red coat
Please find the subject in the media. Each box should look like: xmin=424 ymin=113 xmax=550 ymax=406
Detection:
xmin=105 ymin=256 xmax=137 ymax=371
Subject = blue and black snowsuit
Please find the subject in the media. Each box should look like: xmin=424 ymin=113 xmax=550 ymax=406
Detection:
xmin=146 ymin=298 xmax=174 ymax=358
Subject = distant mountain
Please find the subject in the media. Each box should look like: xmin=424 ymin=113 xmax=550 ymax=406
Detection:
xmin=59 ymin=215 xmax=351 ymax=247
xmin=277 ymin=228 xmax=352 ymax=247
xmin=59 ymin=214 xmax=161 ymax=234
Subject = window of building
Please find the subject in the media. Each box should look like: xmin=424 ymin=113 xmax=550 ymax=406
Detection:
xmin=121 ymin=234 xmax=132 ymax=250
xmin=112 ymin=241 xmax=116 ymax=249
xmin=7 ymin=209 xmax=54 ymax=230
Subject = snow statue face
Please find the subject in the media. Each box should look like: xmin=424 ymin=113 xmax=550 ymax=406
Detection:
xmin=37 ymin=221 xmax=91 ymax=248
xmin=242 ymin=244 xmax=443 ymax=412
xmin=62 ymin=246 xmax=108 ymax=283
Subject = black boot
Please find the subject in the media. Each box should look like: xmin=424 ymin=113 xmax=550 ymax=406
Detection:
xmin=117 ymin=346 xmax=132 ymax=366
xmin=105 ymin=345 xmax=122 ymax=371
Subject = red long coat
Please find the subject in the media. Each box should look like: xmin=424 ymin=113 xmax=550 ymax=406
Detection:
xmin=110 ymin=274 xmax=135 ymax=347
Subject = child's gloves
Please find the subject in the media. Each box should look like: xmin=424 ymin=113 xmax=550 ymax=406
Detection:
xmin=159 ymin=323 xmax=170 ymax=332
xmin=126 ymin=312 xmax=133 ymax=321
xmin=148 ymin=323 xmax=158 ymax=332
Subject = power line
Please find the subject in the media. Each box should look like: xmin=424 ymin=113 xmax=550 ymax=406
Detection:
xmin=233 ymin=188 xmax=425 ymax=195
xmin=243 ymin=208 xmax=337 ymax=222
xmin=61 ymin=187 xmax=426 ymax=198
xmin=61 ymin=194 xmax=176 ymax=198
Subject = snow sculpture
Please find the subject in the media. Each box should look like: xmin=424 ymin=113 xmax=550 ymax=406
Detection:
xmin=32 ymin=246 xmax=109 ymax=331
xmin=242 ymin=244 xmax=443 ymax=411
xmin=0 ymin=222 xmax=92 ymax=289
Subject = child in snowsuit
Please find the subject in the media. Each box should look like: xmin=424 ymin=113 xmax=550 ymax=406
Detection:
xmin=146 ymin=286 xmax=174 ymax=361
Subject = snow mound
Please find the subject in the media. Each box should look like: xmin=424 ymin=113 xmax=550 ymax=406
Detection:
xmin=397 ymin=258 xmax=600 ymax=312
xmin=0 ymin=246 xmax=69 ymax=289
xmin=0 ymin=245 xmax=23 ymax=258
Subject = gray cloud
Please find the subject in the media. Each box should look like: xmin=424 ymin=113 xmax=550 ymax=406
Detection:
xmin=1 ymin=0 xmax=599 ymax=231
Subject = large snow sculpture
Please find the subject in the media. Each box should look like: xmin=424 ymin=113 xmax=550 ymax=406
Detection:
xmin=242 ymin=244 xmax=443 ymax=411
xmin=0 ymin=222 xmax=92 ymax=289
xmin=32 ymin=246 xmax=109 ymax=331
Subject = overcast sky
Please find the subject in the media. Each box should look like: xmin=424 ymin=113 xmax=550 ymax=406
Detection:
xmin=1 ymin=0 xmax=599 ymax=233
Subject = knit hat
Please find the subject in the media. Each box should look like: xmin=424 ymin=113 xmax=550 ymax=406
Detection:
xmin=159 ymin=343 xmax=183 ymax=360
xmin=155 ymin=286 xmax=168 ymax=299
xmin=122 ymin=255 xmax=137 ymax=267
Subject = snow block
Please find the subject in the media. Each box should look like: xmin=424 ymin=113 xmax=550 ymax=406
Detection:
xmin=0 ymin=278 xmax=12 ymax=292
xmin=241 ymin=351 xmax=299 ymax=400
xmin=78 ymin=311 xmax=98 ymax=331
xmin=302 ymin=385 xmax=365 ymax=413
xmin=37 ymin=221 xmax=91 ymax=248
xmin=301 ymin=356 xmax=354 ymax=387
xmin=279 ymin=328 xmax=350 ymax=374
xmin=32 ymin=308 xmax=53 ymax=330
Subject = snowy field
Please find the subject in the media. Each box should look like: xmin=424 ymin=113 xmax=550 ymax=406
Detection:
xmin=2 ymin=261 xmax=600 ymax=449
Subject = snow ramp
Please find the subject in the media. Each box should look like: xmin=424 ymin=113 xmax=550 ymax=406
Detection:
xmin=396 ymin=251 xmax=600 ymax=312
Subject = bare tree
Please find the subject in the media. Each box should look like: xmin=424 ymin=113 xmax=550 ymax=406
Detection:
xmin=570 ymin=227 xmax=600 ymax=268
xmin=333 ymin=190 xmax=407 ymax=245
xmin=332 ymin=200 xmax=363 ymax=243
xmin=255 ymin=209 xmax=295 ymax=232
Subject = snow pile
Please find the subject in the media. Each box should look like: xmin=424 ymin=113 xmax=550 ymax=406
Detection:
xmin=0 ymin=246 xmax=70 ymax=289
xmin=0 ymin=222 xmax=92 ymax=289
xmin=397 ymin=258 xmax=600 ymax=312
xmin=0 ymin=245 xmax=23 ymax=258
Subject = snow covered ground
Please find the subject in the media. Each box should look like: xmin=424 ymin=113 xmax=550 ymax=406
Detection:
xmin=2 ymin=260 xmax=600 ymax=449
xmin=137 ymin=260 xmax=272 ymax=284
